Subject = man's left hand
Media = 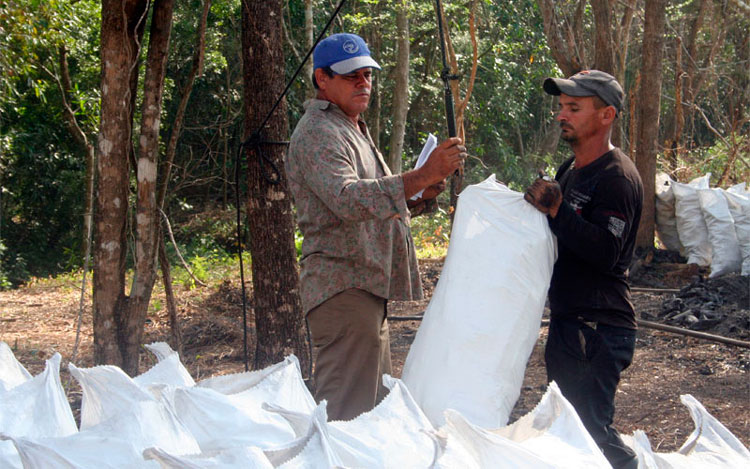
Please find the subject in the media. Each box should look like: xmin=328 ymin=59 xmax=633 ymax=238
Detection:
xmin=524 ymin=177 xmax=562 ymax=218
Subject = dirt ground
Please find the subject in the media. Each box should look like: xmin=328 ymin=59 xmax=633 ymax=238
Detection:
xmin=1 ymin=253 xmax=748 ymax=453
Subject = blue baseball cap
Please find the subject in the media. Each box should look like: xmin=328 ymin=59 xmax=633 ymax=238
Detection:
xmin=313 ymin=33 xmax=381 ymax=75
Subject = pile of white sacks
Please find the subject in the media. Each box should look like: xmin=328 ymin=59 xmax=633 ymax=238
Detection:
xmin=1 ymin=341 xmax=748 ymax=468
xmin=2 ymin=176 xmax=748 ymax=468
xmin=655 ymin=173 xmax=750 ymax=277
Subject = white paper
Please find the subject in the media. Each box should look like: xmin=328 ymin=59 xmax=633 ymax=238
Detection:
xmin=411 ymin=133 xmax=438 ymax=200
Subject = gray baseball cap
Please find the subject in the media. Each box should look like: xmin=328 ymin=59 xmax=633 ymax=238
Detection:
xmin=543 ymin=70 xmax=624 ymax=114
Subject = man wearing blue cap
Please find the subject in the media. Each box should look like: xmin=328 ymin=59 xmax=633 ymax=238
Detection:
xmin=286 ymin=33 xmax=466 ymax=420
xmin=525 ymin=70 xmax=642 ymax=469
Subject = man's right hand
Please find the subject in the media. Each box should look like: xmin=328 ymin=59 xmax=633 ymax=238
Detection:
xmin=402 ymin=137 xmax=466 ymax=201
xmin=423 ymin=137 xmax=466 ymax=179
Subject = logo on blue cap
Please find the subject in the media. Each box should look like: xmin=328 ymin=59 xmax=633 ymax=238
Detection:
xmin=342 ymin=40 xmax=359 ymax=54
xmin=313 ymin=33 xmax=381 ymax=75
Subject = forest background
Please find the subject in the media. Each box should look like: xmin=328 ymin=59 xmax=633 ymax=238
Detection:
xmin=0 ymin=0 xmax=748 ymax=372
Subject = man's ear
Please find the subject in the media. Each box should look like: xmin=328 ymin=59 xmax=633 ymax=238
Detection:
xmin=601 ymin=105 xmax=617 ymax=124
xmin=314 ymin=68 xmax=329 ymax=91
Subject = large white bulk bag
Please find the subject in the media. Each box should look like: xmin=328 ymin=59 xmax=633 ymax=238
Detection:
xmin=402 ymin=175 xmax=556 ymax=428
xmin=724 ymin=188 xmax=750 ymax=275
xmin=697 ymin=188 xmax=742 ymax=277
xmin=672 ymin=174 xmax=712 ymax=266
xmin=655 ymin=172 xmax=683 ymax=252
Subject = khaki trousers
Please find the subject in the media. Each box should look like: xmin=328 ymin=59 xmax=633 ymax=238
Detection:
xmin=306 ymin=288 xmax=392 ymax=421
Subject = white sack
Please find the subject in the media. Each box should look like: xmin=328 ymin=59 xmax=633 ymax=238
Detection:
xmin=69 ymin=363 xmax=201 ymax=456
xmin=166 ymin=384 xmax=298 ymax=451
xmin=0 ymin=432 xmax=156 ymax=469
xmin=263 ymin=404 xmax=344 ymax=469
xmin=626 ymin=394 xmax=750 ymax=468
xmin=143 ymin=446 xmax=274 ymax=469
xmin=654 ymin=172 xmax=683 ymax=252
xmin=402 ymin=175 xmax=556 ymax=428
xmin=723 ymin=189 xmax=750 ymax=275
xmin=164 ymin=356 xmax=313 ymax=452
xmin=673 ymin=174 xmax=712 ymax=266
xmin=264 ymin=375 xmax=437 ymax=467
xmin=492 ymin=381 xmax=611 ymax=468
xmin=728 ymin=182 xmax=747 ymax=193
xmin=135 ymin=342 xmax=195 ymax=388
xmin=698 ymin=188 xmax=742 ymax=277
xmin=0 ymin=342 xmax=32 ymax=391
xmin=0 ymin=353 xmax=77 ymax=437
xmin=0 ymin=352 xmax=77 ymax=469
xmin=435 ymin=410 xmax=558 ymax=468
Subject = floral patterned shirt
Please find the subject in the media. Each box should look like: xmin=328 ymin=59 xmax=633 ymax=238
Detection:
xmin=286 ymin=99 xmax=423 ymax=313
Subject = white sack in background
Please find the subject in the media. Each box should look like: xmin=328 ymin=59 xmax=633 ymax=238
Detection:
xmin=143 ymin=446 xmax=274 ymax=469
xmin=723 ymin=189 xmax=750 ymax=275
xmin=654 ymin=172 xmax=683 ymax=252
xmin=697 ymin=188 xmax=742 ymax=277
xmin=0 ymin=342 xmax=32 ymax=391
xmin=402 ymin=175 xmax=556 ymax=428
xmin=673 ymin=174 xmax=712 ymax=266
xmin=626 ymin=394 xmax=750 ymax=469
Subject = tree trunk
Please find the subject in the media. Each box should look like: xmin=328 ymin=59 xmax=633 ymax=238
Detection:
xmin=387 ymin=0 xmax=410 ymax=174
xmin=94 ymin=0 xmax=149 ymax=367
xmin=537 ymin=0 xmax=581 ymax=77
xmin=94 ymin=0 xmax=174 ymax=375
xmin=635 ymin=0 xmax=667 ymax=248
xmin=241 ymin=0 xmax=311 ymax=373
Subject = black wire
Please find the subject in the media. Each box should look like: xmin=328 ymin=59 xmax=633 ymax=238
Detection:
xmin=235 ymin=0 xmax=349 ymax=372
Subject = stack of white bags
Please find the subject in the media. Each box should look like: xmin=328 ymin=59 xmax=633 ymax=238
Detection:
xmin=656 ymin=173 xmax=750 ymax=277
xmin=1 ymin=176 xmax=748 ymax=468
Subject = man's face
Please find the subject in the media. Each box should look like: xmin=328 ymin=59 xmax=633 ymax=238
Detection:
xmin=316 ymin=68 xmax=373 ymax=119
xmin=556 ymin=94 xmax=605 ymax=144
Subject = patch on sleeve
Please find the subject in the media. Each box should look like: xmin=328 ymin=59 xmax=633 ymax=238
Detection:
xmin=607 ymin=216 xmax=626 ymax=238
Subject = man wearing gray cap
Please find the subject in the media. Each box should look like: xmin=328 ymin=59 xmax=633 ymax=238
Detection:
xmin=525 ymin=70 xmax=643 ymax=469
xmin=286 ymin=33 xmax=465 ymax=420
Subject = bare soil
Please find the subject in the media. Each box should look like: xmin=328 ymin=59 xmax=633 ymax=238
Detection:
xmin=1 ymin=254 xmax=748 ymax=453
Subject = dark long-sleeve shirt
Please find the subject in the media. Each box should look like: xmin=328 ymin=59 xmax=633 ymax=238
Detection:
xmin=547 ymin=148 xmax=644 ymax=329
